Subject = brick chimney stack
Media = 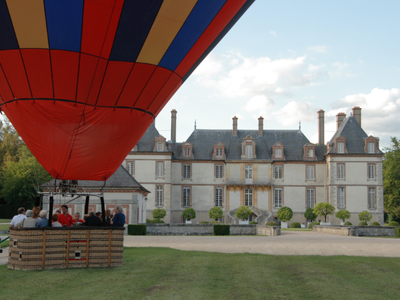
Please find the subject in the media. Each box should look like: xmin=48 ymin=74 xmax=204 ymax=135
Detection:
xmin=352 ymin=106 xmax=362 ymax=127
xmin=171 ymin=109 xmax=177 ymax=142
xmin=232 ymin=116 xmax=238 ymax=136
xmin=336 ymin=112 xmax=346 ymax=130
xmin=318 ymin=109 xmax=324 ymax=145
xmin=258 ymin=116 xmax=264 ymax=137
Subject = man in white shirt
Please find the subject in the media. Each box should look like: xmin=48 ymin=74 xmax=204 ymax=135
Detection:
xmin=9 ymin=207 xmax=26 ymax=229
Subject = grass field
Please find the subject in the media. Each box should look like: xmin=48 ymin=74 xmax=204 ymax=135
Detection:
xmin=0 ymin=219 xmax=11 ymax=223
xmin=1 ymin=247 xmax=400 ymax=300
xmin=0 ymin=224 xmax=9 ymax=231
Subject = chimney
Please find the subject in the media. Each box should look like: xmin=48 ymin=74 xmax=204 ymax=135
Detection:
xmin=318 ymin=109 xmax=324 ymax=145
xmin=171 ymin=109 xmax=177 ymax=142
xmin=232 ymin=116 xmax=238 ymax=136
xmin=258 ymin=116 xmax=264 ymax=137
xmin=352 ymin=106 xmax=361 ymax=127
xmin=336 ymin=112 xmax=346 ymax=130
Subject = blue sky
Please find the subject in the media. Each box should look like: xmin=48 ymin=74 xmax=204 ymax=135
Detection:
xmin=155 ymin=0 xmax=400 ymax=149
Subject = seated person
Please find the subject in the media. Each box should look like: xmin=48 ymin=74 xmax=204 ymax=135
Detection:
xmin=15 ymin=210 xmax=37 ymax=228
xmin=85 ymin=212 xmax=102 ymax=227
xmin=72 ymin=212 xmax=84 ymax=225
xmin=52 ymin=214 xmax=62 ymax=227
xmin=9 ymin=207 xmax=26 ymax=229
xmin=32 ymin=206 xmax=41 ymax=221
xmin=95 ymin=212 xmax=102 ymax=221
xmin=36 ymin=210 xmax=49 ymax=227
xmin=110 ymin=205 xmax=126 ymax=227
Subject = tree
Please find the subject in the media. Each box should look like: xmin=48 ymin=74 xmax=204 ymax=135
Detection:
xmin=335 ymin=209 xmax=351 ymax=223
xmin=152 ymin=208 xmax=166 ymax=220
xmin=313 ymin=202 xmax=335 ymax=223
xmin=209 ymin=207 xmax=223 ymax=220
xmin=383 ymin=137 xmax=400 ymax=222
xmin=235 ymin=206 xmax=252 ymax=221
xmin=304 ymin=207 xmax=317 ymax=222
xmin=358 ymin=210 xmax=372 ymax=223
xmin=277 ymin=207 xmax=293 ymax=222
xmin=182 ymin=208 xmax=196 ymax=221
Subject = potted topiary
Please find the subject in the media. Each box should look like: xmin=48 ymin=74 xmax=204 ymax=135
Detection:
xmin=358 ymin=210 xmax=372 ymax=225
xmin=277 ymin=207 xmax=293 ymax=228
xmin=304 ymin=207 xmax=317 ymax=227
xmin=182 ymin=208 xmax=196 ymax=224
xmin=209 ymin=207 xmax=223 ymax=222
xmin=152 ymin=208 xmax=166 ymax=223
xmin=313 ymin=202 xmax=335 ymax=225
xmin=235 ymin=206 xmax=252 ymax=224
xmin=335 ymin=209 xmax=351 ymax=225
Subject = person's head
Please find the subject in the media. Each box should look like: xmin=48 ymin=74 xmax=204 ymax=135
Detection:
xmin=105 ymin=209 xmax=111 ymax=218
xmin=39 ymin=210 xmax=47 ymax=218
xmin=26 ymin=210 xmax=33 ymax=218
xmin=61 ymin=205 xmax=68 ymax=215
xmin=74 ymin=212 xmax=81 ymax=221
xmin=32 ymin=206 xmax=40 ymax=218
xmin=56 ymin=209 xmax=61 ymax=215
xmin=52 ymin=214 xmax=59 ymax=222
xmin=89 ymin=212 xmax=95 ymax=217
xmin=18 ymin=207 xmax=25 ymax=215
xmin=95 ymin=212 xmax=102 ymax=221
xmin=115 ymin=205 xmax=123 ymax=213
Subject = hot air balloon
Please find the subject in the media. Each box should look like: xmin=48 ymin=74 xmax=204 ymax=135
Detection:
xmin=0 ymin=0 xmax=254 ymax=181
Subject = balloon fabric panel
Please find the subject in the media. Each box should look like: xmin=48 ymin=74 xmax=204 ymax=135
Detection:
xmin=0 ymin=0 xmax=18 ymax=50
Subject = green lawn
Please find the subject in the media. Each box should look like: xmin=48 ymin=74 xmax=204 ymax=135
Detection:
xmin=0 ymin=224 xmax=10 ymax=231
xmin=0 ymin=219 xmax=11 ymax=223
xmin=1 ymin=247 xmax=400 ymax=300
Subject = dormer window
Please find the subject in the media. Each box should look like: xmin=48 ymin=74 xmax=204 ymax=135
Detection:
xmin=216 ymin=148 xmax=223 ymax=157
xmin=182 ymin=142 xmax=193 ymax=159
xmin=272 ymin=142 xmax=285 ymax=160
xmin=364 ymin=136 xmax=379 ymax=154
xmin=157 ymin=142 xmax=163 ymax=151
xmin=303 ymin=143 xmax=316 ymax=160
xmin=245 ymin=145 xmax=253 ymax=158
xmin=368 ymin=142 xmax=375 ymax=153
xmin=184 ymin=148 xmax=191 ymax=156
xmin=275 ymin=149 xmax=282 ymax=158
xmin=307 ymin=149 xmax=313 ymax=157
xmin=213 ymin=142 xmax=225 ymax=160
xmin=153 ymin=135 xmax=166 ymax=152
xmin=337 ymin=142 xmax=344 ymax=153
xmin=241 ymin=135 xmax=256 ymax=159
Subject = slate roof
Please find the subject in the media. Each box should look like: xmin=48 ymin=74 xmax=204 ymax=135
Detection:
xmin=327 ymin=116 xmax=383 ymax=154
xmin=136 ymin=122 xmax=160 ymax=152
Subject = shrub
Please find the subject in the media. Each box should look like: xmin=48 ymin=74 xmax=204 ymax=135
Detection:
xmin=370 ymin=221 xmax=380 ymax=226
xmin=344 ymin=221 xmax=352 ymax=226
xmin=308 ymin=222 xmax=320 ymax=229
xmin=127 ymin=224 xmax=146 ymax=235
xmin=313 ymin=202 xmax=335 ymax=222
xmin=209 ymin=207 xmax=223 ymax=220
xmin=235 ymin=206 xmax=252 ymax=220
xmin=249 ymin=221 xmax=258 ymax=224
xmin=277 ymin=207 xmax=293 ymax=222
xmin=388 ymin=221 xmax=400 ymax=226
xmin=182 ymin=208 xmax=196 ymax=220
xmin=304 ymin=208 xmax=317 ymax=222
xmin=266 ymin=221 xmax=279 ymax=226
xmin=395 ymin=227 xmax=400 ymax=238
xmin=213 ymin=224 xmax=230 ymax=236
xmin=336 ymin=209 xmax=351 ymax=223
xmin=290 ymin=222 xmax=301 ymax=228
xmin=199 ymin=221 xmax=209 ymax=224
xmin=152 ymin=208 xmax=166 ymax=220
xmin=210 ymin=221 xmax=221 ymax=224
xmin=359 ymin=221 xmax=368 ymax=226
xmin=359 ymin=211 xmax=372 ymax=223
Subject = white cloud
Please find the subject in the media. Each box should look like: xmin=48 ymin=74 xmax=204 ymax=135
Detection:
xmin=272 ymin=101 xmax=316 ymax=127
xmin=269 ymin=30 xmax=277 ymax=36
xmin=308 ymin=46 xmax=328 ymax=53
xmin=243 ymin=95 xmax=274 ymax=118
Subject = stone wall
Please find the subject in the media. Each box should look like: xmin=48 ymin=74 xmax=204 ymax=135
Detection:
xmin=313 ymin=225 xmax=395 ymax=237
xmin=256 ymin=226 xmax=281 ymax=236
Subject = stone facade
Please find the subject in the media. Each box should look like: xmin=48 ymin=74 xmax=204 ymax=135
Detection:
xmin=313 ymin=225 xmax=396 ymax=237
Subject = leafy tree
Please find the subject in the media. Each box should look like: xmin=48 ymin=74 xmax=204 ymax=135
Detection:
xmin=209 ymin=207 xmax=223 ymax=220
xmin=313 ymin=202 xmax=335 ymax=223
xmin=152 ymin=208 xmax=166 ymax=220
xmin=235 ymin=206 xmax=252 ymax=221
xmin=335 ymin=209 xmax=351 ymax=223
xmin=304 ymin=207 xmax=317 ymax=222
xmin=358 ymin=210 xmax=372 ymax=223
xmin=277 ymin=207 xmax=293 ymax=222
xmin=182 ymin=208 xmax=196 ymax=221
xmin=383 ymin=137 xmax=400 ymax=222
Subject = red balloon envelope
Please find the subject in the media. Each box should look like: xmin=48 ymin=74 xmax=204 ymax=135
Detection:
xmin=0 ymin=0 xmax=254 ymax=180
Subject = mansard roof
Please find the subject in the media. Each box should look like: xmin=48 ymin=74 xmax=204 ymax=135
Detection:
xmin=327 ymin=116 xmax=382 ymax=154
xmin=135 ymin=122 xmax=160 ymax=152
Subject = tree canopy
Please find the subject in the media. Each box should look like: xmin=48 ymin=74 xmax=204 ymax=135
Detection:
xmin=304 ymin=207 xmax=317 ymax=222
xmin=335 ymin=209 xmax=351 ymax=223
xmin=235 ymin=206 xmax=252 ymax=221
xmin=209 ymin=207 xmax=223 ymax=220
xmin=383 ymin=137 xmax=400 ymax=223
xmin=313 ymin=202 xmax=335 ymax=222
xmin=152 ymin=208 xmax=166 ymax=220
xmin=277 ymin=207 xmax=293 ymax=222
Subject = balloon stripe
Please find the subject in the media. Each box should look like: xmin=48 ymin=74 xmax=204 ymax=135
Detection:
xmin=85 ymin=58 xmax=108 ymax=106
xmin=0 ymin=63 xmax=14 ymax=102
xmin=149 ymin=72 xmax=182 ymax=116
xmin=109 ymin=0 xmax=163 ymax=63
xmin=158 ymin=0 xmax=227 ymax=71
xmin=0 ymin=0 xmax=18 ymax=50
xmin=44 ymin=0 xmax=83 ymax=52
xmin=136 ymin=0 xmax=198 ymax=65
xmin=5 ymin=0 xmax=49 ymax=49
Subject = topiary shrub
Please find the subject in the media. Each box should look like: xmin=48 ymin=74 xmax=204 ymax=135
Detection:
xmin=304 ymin=208 xmax=317 ymax=222
xmin=209 ymin=207 xmax=223 ymax=220
xmin=249 ymin=221 xmax=258 ymax=224
xmin=182 ymin=208 xmax=196 ymax=221
xmin=290 ymin=222 xmax=301 ymax=228
xmin=266 ymin=221 xmax=279 ymax=226
xmin=213 ymin=224 xmax=230 ymax=236
xmin=308 ymin=222 xmax=320 ymax=229
xmin=359 ymin=211 xmax=372 ymax=223
xmin=370 ymin=221 xmax=380 ymax=226
xmin=336 ymin=209 xmax=351 ymax=223
xmin=388 ymin=221 xmax=400 ymax=226
xmin=313 ymin=202 xmax=335 ymax=223
xmin=235 ymin=206 xmax=252 ymax=221
xmin=199 ymin=221 xmax=209 ymax=224
xmin=127 ymin=224 xmax=146 ymax=235
xmin=359 ymin=221 xmax=368 ymax=226
xmin=152 ymin=208 xmax=166 ymax=221
xmin=277 ymin=207 xmax=293 ymax=222
xmin=344 ymin=221 xmax=352 ymax=226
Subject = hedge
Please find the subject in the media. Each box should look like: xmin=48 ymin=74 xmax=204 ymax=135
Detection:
xmin=359 ymin=221 xmax=368 ymax=226
xmin=213 ymin=224 xmax=230 ymax=236
xmin=344 ymin=221 xmax=352 ymax=226
xmin=308 ymin=222 xmax=320 ymax=229
xmin=395 ymin=227 xmax=400 ymax=238
xmin=388 ymin=221 xmax=400 ymax=226
xmin=127 ymin=224 xmax=146 ymax=235
xmin=266 ymin=221 xmax=278 ymax=226
xmin=370 ymin=221 xmax=380 ymax=226
xmin=290 ymin=222 xmax=301 ymax=228
xmin=249 ymin=221 xmax=258 ymax=224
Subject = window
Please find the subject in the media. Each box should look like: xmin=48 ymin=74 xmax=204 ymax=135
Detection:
xmin=368 ymin=142 xmax=375 ymax=154
xmin=126 ymin=161 xmax=134 ymax=175
xmin=245 ymin=145 xmax=253 ymax=158
xmin=156 ymin=186 xmax=163 ymax=207
xmin=274 ymin=165 xmax=282 ymax=179
xmin=337 ymin=164 xmax=344 ymax=179
xmin=275 ymin=148 xmax=282 ymax=158
xmin=245 ymin=165 xmax=253 ymax=179
xmin=307 ymin=149 xmax=313 ymax=157
xmin=368 ymin=188 xmax=376 ymax=209
xmin=306 ymin=166 xmax=315 ymax=180
xmin=215 ymin=188 xmax=223 ymax=207
xmin=245 ymin=188 xmax=253 ymax=206
xmin=216 ymin=165 xmax=223 ymax=179
xmin=274 ymin=188 xmax=282 ymax=208
xmin=157 ymin=142 xmax=163 ymax=151
xmin=184 ymin=148 xmax=191 ymax=157
xmin=216 ymin=148 xmax=223 ymax=157
xmin=183 ymin=187 xmax=190 ymax=207
xmin=337 ymin=142 xmax=344 ymax=153
xmin=307 ymin=189 xmax=315 ymax=209
xmin=368 ymin=164 xmax=375 ymax=179
xmin=338 ymin=187 xmax=345 ymax=209
xmin=156 ymin=162 xmax=163 ymax=178
xmin=183 ymin=164 xmax=191 ymax=179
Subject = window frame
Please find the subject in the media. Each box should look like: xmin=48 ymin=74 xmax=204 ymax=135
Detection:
xmin=245 ymin=188 xmax=253 ymax=206
xmin=245 ymin=144 xmax=253 ymax=158
xmin=126 ymin=161 xmax=134 ymax=176
xmin=368 ymin=187 xmax=376 ymax=209
xmin=216 ymin=148 xmax=223 ymax=157
xmin=274 ymin=188 xmax=283 ymax=208
xmin=367 ymin=163 xmax=375 ymax=180
xmin=337 ymin=163 xmax=345 ymax=180
xmin=274 ymin=165 xmax=282 ymax=179
xmin=157 ymin=142 xmax=163 ymax=151
xmin=215 ymin=187 xmax=223 ymax=207
xmin=215 ymin=165 xmax=223 ymax=179
xmin=338 ymin=187 xmax=345 ymax=209
xmin=275 ymin=148 xmax=282 ymax=158
xmin=337 ymin=142 xmax=344 ymax=153
xmin=368 ymin=142 xmax=375 ymax=154
xmin=245 ymin=165 xmax=253 ymax=179
xmin=182 ymin=187 xmax=191 ymax=207
xmin=182 ymin=164 xmax=191 ymax=179
xmin=306 ymin=188 xmax=315 ymax=209
xmin=156 ymin=161 xmax=163 ymax=178
xmin=156 ymin=185 xmax=163 ymax=207
xmin=306 ymin=165 xmax=315 ymax=180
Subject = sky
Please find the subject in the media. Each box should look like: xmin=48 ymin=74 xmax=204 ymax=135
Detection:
xmin=155 ymin=0 xmax=400 ymax=150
